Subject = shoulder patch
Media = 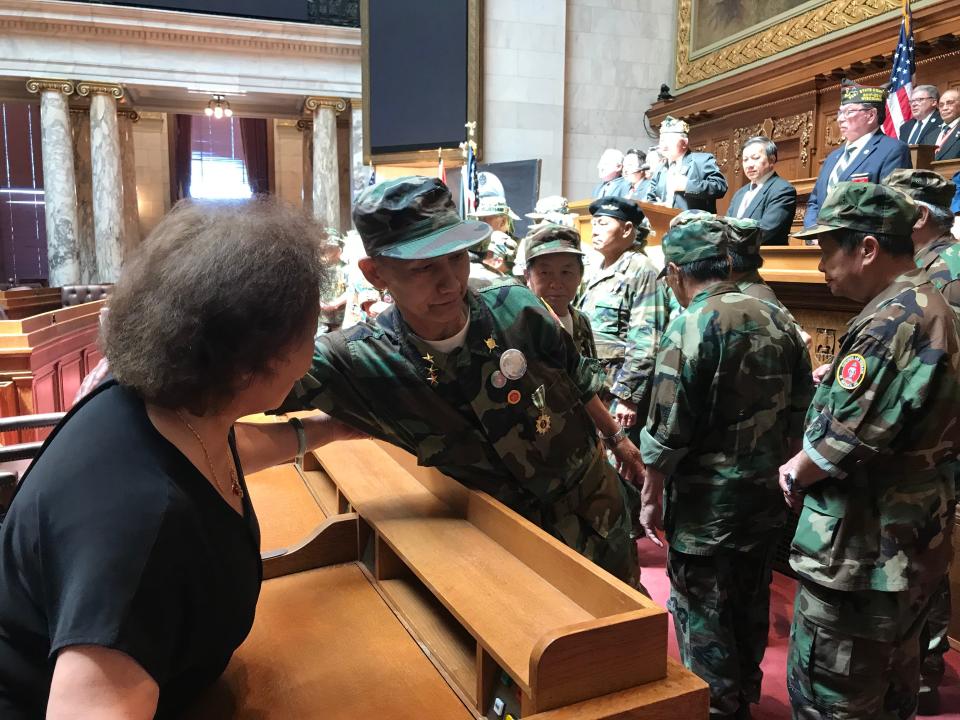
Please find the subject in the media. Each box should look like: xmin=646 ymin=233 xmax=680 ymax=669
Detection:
xmin=836 ymin=353 xmax=867 ymax=390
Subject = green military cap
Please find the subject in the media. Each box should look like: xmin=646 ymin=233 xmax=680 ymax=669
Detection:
xmin=352 ymin=176 xmax=491 ymax=260
xmin=524 ymin=223 xmax=585 ymax=262
xmin=719 ymin=217 xmax=763 ymax=256
xmin=662 ymin=216 xmax=729 ymax=269
xmin=487 ymin=230 xmax=519 ymax=263
xmin=840 ymin=79 xmax=887 ymax=107
xmin=660 ymin=116 xmax=690 ymax=136
xmin=669 ymin=209 xmax=715 ymax=229
xmin=882 ymin=168 xmax=957 ymax=210
xmin=794 ymin=181 xmax=919 ymax=239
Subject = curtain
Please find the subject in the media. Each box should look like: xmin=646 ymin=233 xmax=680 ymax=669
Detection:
xmin=173 ymin=114 xmax=192 ymax=202
xmin=239 ymin=117 xmax=270 ymax=195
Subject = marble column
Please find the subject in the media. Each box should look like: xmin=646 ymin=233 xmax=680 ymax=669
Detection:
xmin=78 ymin=82 xmax=125 ymax=283
xmin=350 ymin=98 xmax=373 ymax=203
xmin=70 ymin=108 xmax=96 ymax=284
xmin=118 ymin=110 xmax=142 ymax=257
xmin=26 ymin=79 xmax=81 ymax=287
xmin=297 ymin=118 xmax=314 ymax=216
xmin=304 ymin=96 xmax=346 ymax=229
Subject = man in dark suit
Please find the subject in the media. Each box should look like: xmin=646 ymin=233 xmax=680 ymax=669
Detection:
xmin=592 ymin=148 xmax=628 ymax=198
xmin=647 ymin=116 xmax=727 ymax=212
xmin=727 ymin=136 xmax=797 ymax=246
xmin=899 ymin=85 xmax=943 ymax=146
xmin=934 ymin=88 xmax=960 ymax=161
xmin=803 ymin=81 xmax=912 ymax=228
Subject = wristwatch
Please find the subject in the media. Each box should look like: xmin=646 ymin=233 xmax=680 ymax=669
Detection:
xmin=600 ymin=426 xmax=627 ymax=450
xmin=289 ymin=416 xmax=307 ymax=468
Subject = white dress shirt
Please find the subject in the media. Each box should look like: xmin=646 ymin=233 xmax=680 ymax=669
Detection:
xmin=736 ymin=170 xmax=775 ymax=218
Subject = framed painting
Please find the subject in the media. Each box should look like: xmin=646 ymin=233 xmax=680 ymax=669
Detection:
xmin=676 ymin=0 xmax=903 ymax=90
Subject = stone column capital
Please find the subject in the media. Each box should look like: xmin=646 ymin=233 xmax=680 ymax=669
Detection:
xmin=117 ymin=109 xmax=141 ymax=123
xmin=296 ymin=118 xmax=314 ymax=132
xmin=304 ymin=96 xmax=347 ymax=114
xmin=76 ymin=81 xmax=125 ymax=100
xmin=26 ymin=78 xmax=75 ymax=96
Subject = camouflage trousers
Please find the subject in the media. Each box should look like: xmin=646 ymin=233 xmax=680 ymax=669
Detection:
xmin=918 ymin=574 xmax=951 ymax=690
xmin=549 ymin=501 xmax=642 ymax=592
xmin=666 ymin=540 xmax=778 ymax=718
xmin=787 ymin=579 xmax=937 ymax=719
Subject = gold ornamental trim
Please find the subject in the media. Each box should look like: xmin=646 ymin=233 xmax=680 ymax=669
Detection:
xmin=75 ymin=81 xmax=124 ymax=100
xmin=117 ymin=109 xmax=140 ymax=123
xmin=25 ymin=78 xmax=74 ymax=95
xmin=304 ymin=96 xmax=347 ymax=113
xmin=730 ymin=111 xmax=814 ymax=177
xmin=296 ymin=118 xmax=314 ymax=132
xmin=675 ymin=0 xmax=901 ymax=89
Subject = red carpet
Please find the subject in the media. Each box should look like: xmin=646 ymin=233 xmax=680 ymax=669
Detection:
xmin=638 ymin=540 xmax=960 ymax=719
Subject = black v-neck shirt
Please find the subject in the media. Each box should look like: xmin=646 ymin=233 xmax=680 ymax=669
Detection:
xmin=0 ymin=381 xmax=261 ymax=719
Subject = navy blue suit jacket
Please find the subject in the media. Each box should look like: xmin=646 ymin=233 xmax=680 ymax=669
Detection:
xmin=898 ymin=111 xmax=943 ymax=145
xmin=803 ymin=132 xmax=911 ymax=228
xmin=728 ymin=173 xmax=797 ymax=246
xmin=935 ymin=122 xmax=960 ymax=161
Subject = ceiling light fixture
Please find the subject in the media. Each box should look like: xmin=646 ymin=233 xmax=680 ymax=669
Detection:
xmin=204 ymin=94 xmax=233 ymax=119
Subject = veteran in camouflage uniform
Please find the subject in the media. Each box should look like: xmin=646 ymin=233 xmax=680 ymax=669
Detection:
xmin=576 ymin=196 xmax=671 ymax=434
xmin=285 ymin=177 xmax=645 ymax=587
xmin=523 ymin=223 xmax=597 ymax=358
xmin=638 ymin=216 xmax=813 ymax=720
xmin=781 ymin=182 xmax=960 ymax=720
xmin=884 ymin=168 xmax=960 ymax=715
xmin=317 ymin=229 xmax=349 ymax=335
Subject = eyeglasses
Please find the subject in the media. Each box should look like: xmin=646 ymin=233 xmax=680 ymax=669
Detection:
xmin=910 ymin=96 xmax=936 ymax=104
xmin=836 ymin=108 xmax=871 ymax=120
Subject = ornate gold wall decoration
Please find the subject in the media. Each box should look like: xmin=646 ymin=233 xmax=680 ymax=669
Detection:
xmin=25 ymin=78 xmax=75 ymax=95
xmin=714 ymin=139 xmax=731 ymax=172
xmin=675 ymin=0 xmax=901 ymax=89
xmin=729 ymin=111 xmax=813 ymax=177
xmin=824 ymin=121 xmax=846 ymax=147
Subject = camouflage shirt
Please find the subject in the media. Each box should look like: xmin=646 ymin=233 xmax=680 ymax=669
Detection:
xmin=567 ymin=305 xmax=597 ymax=360
xmin=915 ymin=233 xmax=960 ymax=314
xmin=318 ymin=259 xmax=349 ymax=328
xmin=639 ymin=282 xmax=813 ymax=555
xmin=576 ymin=246 xmax=670 ymax=414
xmin=736 ymin=271 xmax=804 ymax=330
xmin=290 ymin=283 xmax=634 ymax=540
xmin=793 ymin=269 xmax=960 ymax=592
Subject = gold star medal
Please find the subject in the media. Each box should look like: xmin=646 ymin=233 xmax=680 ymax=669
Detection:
xmin=532 ymin=384 xmax=550 ymax=435
xmin=422 ymin=353 xmax=439 ymax=386
xmin=484 ymin=336 xmax=498 ymax=352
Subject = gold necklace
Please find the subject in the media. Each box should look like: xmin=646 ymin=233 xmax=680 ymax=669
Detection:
xmin=176 ymin=410 xmax=243 ymax=499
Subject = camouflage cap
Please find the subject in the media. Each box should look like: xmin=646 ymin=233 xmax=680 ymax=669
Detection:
xmin=487 ymin=230 xmax=519 ymax=263
xmin=719 ymin=216 xmax=763 ymax=256
xmin=840 ymin=79 xmax=887 ymax=107
xmin=669 ymin=209 xmax=715 ymax=229
xmin=526 ymin=195 xmax=569 ymax=219
xmin=882 ymin=168 xmax=956 ymax=211
xmin=353 ymin=176 xmax=491 ymax=260
xmin=523 ymin=223 xmax=585 ymax=262
xmin=794 ymin=181 xmax=919 ymax=239
xmin=662 ymin=215 xmax=729 ymax=269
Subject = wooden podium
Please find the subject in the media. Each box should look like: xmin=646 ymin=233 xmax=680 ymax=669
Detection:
xmin=186 ymin=436 xmax=708 ymax=719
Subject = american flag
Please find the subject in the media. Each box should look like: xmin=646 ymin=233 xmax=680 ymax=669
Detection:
xmin=459 ymin=141 xmax=478 ymax=218
xmin=882 ymin=0 xmax=914 ymax=138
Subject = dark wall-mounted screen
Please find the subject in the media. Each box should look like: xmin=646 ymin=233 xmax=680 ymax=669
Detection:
xmin=67 ymin=1 xmax=361 ymax=26
xmin=366 ymin=0 xmax=469 ymax=155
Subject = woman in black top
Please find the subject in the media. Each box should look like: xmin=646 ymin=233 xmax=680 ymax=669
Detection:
xmin=0 ymin=199 xmax=356 ymax=719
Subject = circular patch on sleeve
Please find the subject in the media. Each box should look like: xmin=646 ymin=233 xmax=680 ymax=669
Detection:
xmin=836 ymin=353 xmax=867 ymax=390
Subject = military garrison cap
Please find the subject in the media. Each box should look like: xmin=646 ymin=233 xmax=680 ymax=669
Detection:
xmin=882 ymin=169 xmax=957 ymax=211
xmin=524 ymin=223 xmax=585 ymax=262
xmin=794 ymin=181 xmax=919 ymax=239
xmin=720 ymin=216 xmax=763 ymax=256
xmin=840 ymin=79 xmax=887 ymax=107
xmin=353 ymin=176 xmax=491 ymax=260
xmin=662 ymin=215 xmax=729 ymax=268
xmin=660 ymin=116 xmax=690 ymax=136
xmin=589 ymin=196 xmax=646 ymax=227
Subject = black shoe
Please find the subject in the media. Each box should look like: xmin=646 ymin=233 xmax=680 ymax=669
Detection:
xmin=917 ymin=685 xmax=940 ymax=716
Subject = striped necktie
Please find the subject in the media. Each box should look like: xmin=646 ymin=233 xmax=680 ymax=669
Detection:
xmin=828 ymin=146 xmax=855 ymax=190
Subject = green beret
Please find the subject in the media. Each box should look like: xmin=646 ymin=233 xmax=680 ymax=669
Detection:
xmin=794 ymin=181 xmax=919 ymax=239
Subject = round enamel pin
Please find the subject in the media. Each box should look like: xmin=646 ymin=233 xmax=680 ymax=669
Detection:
xmin=507 ymin=389 xmax=522 ymax=405
xmin=499 ymin=349 xmax=527 ymax=381
xmin=490 ymin=370 xmax=507 ymax=389
xmin=836 ymin=353 xmax=867 ymax=390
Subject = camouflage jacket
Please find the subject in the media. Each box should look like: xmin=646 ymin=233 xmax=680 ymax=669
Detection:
xmin=639 ymin=282 xmax=813 ymax=555
xmin=915 ymin=233 xmax=960 ymax=314
xmin=576 ymin=246 xmax=670 ymax=413
xmin=736 ymin=271 xmax=804 ymax=329
xmin=567 ymin=305 xmax=597 ymax=359
xmin=290 ymin=283 xmax=635 ymax=539
xmin=793 ymin=269 xmax=960 ymax=592
xmin=318 ymin=259 xmax=349 ymax=327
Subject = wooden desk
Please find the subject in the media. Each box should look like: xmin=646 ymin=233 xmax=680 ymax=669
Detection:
xmin=192 ymin=443 xmax=708 ymax=718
